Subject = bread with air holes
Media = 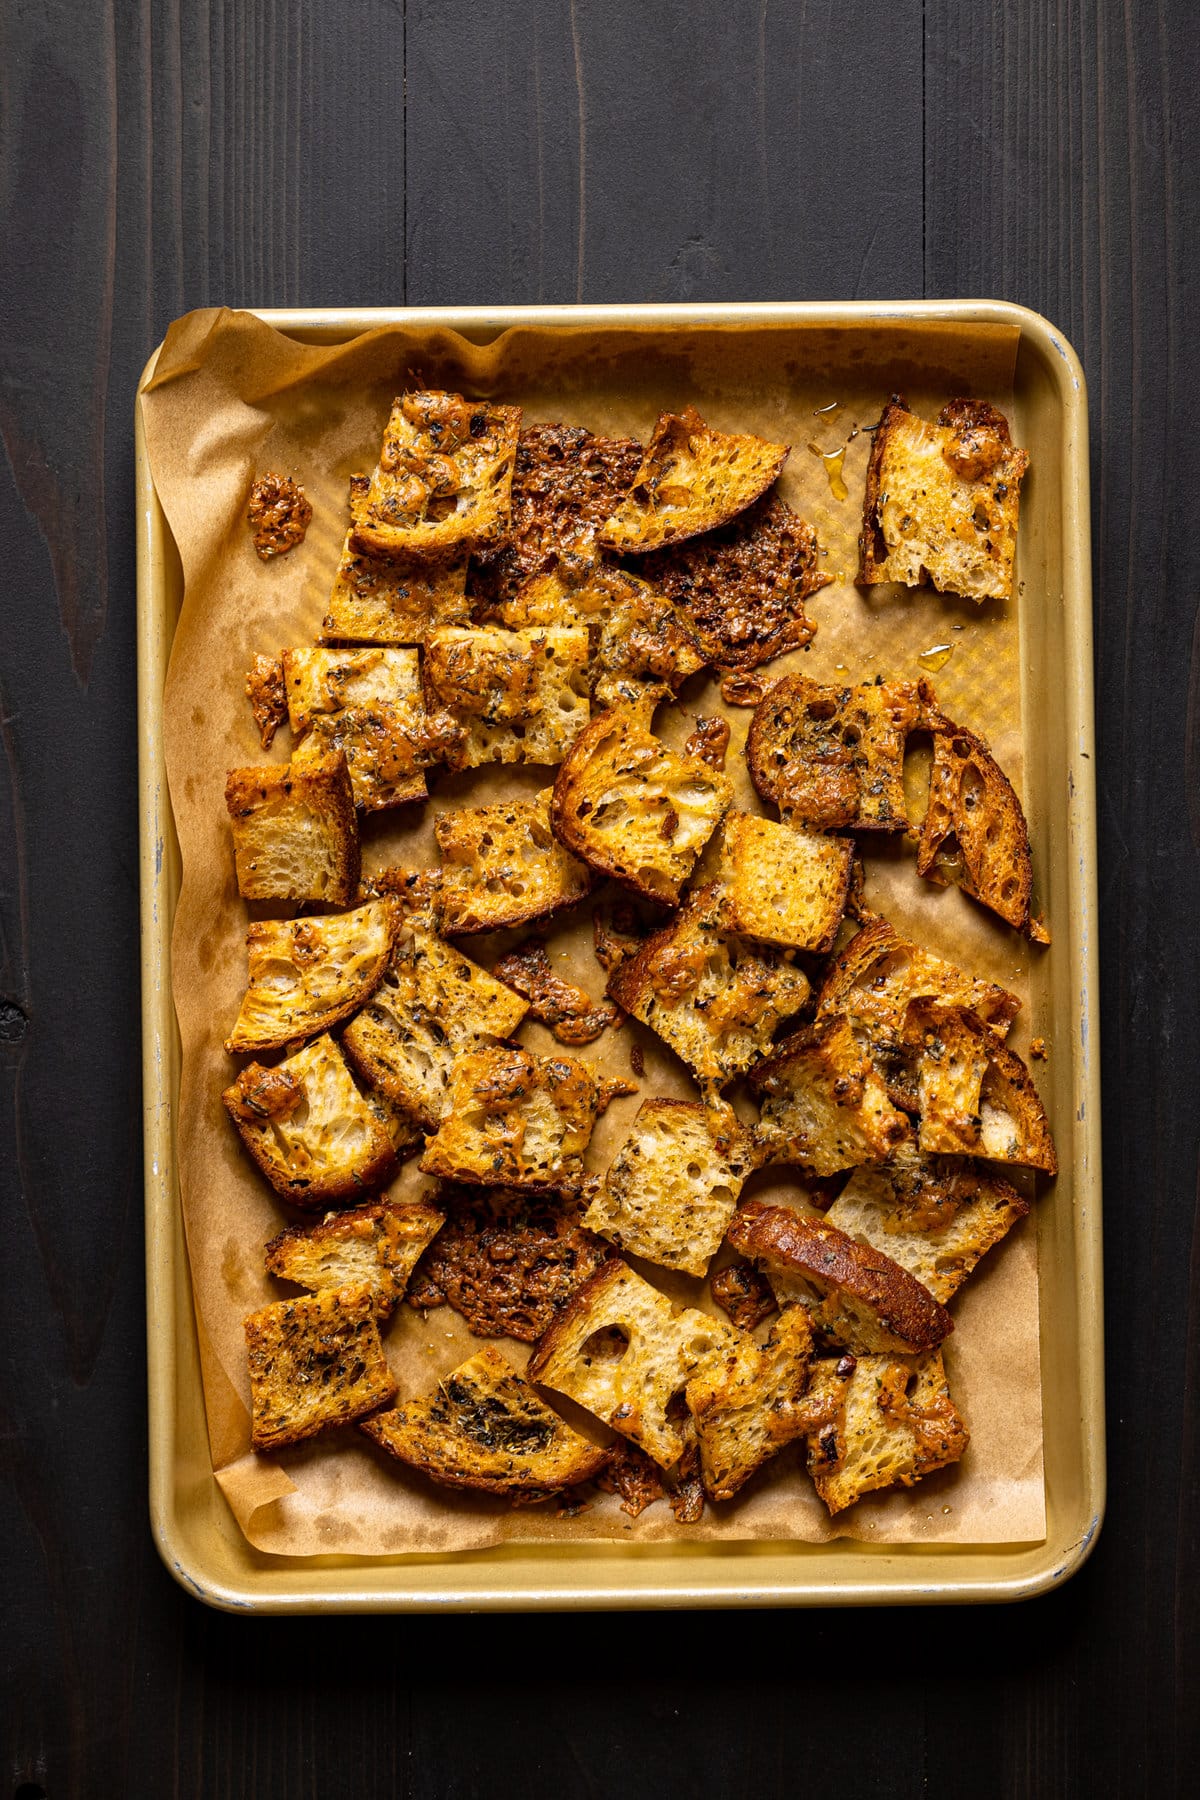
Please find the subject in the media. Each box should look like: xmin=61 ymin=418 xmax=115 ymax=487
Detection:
xmin=245 ymin=1283 xmax=397 ymax=1451
xmin=746 ymin=673 xmax=919 ymax=831
xmin=916 ymin=702 xmax=1037 ymax=934
xmin=598 ymin=406 xmax=790 ymax=553
xmin=718 ymin=812 xmax=854 ymax=953
xmin=750 ymin=1016 xmax=911 ymax=1175
xmin=806 ymin=1348 xmax=969 ymax=1514
xmin=418 ymin=1046 xmax=602 ymax=1193
xmin=264 ymin=1196 xmax=445 ymax=1313
xmin=434 ymin=788 xmax=595 ymax=935
xmin=351 ymin=391 xmax=521 ymax=559
xmin=225 ymin=899 xmax=396 ymax=1054
xmin=904 ymin=1000 xmax=1057 ymax=1173
xmin=224 ymin=737 xmax=359 ymax=904
xmin=815 ymin=916 xmax=1021 ymax=1046
xmin=422 ymin=626 xmax=590 ymax=768
xmin=322 ymin=475 xmax=471 ymax=643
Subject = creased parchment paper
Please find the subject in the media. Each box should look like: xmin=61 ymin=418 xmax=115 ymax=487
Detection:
xmin=142 ymin=307 xmax=1045 ymax=1556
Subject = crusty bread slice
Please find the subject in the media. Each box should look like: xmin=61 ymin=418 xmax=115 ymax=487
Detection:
xmin=225 ymin=739 xmax=359 ymax=904
xmin=746 ymin=673 xmax=919 ymax=830
xmin=245 ymin=1283 xmax=397 ymax=1451
xmin=551 ymin=710 xmax=733 ymax=905
xmin=360 ymin=1345 xmax=609 ymax=1501
xmin=815 ymin=917 xmax=1021 ymax=1046
xmin=750 ymin=1017 xmax=911 ymax=1176
xmin=351 ymin=392 xmax=521 ymax=559
xmin=225 ymin=899 xmax=396 ymax=1054
xmin=857 ymin=395 xmax=1029 ymax=601
xmin=807 ymin=1348 xmax=969 ymax=1514
xmin=264 ymin=1197 xmax=445 ymax=1313
xmin=583 ymin=1099 xmax=759 ymax=1277
xmin=727 ymin=1200 xmax=953 ymax=1354
xmin=434 ymin=788 xmax=595 ymax=936
xmin=917 ymin=706 xmax=1037 ymax=933
xmin=223 ymin=1034 xmax=399 ymax=1207
xmin=826 ymin=1157 xmax=1028 ymax=1303
xmin=598 ymin=406 xmax=789 ymax=553
xmin=321 ymin=476 xmax=471 ymax=643
xmin=718 ymin=812 xmax=854 ymax=954
xmin=422 ymin=626 xmax=590 ymax=768
xmin=527 ymin=1258 xmax=740 ymax=1468
xmin=418 ymin=1047 xmax=602 ymax=1192
xmin=607 ymin=884 xmax=811 ymax=1090
xmin=905 ymin=1001 xmax=1057 ymax=1173
xmin=341 ymin=918 xmax=529 ymax=1133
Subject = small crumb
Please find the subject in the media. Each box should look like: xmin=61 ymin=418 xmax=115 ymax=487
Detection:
xmin=1030 ymin=1037 xmax=1047 ymax=1060
xmin=629 ymin=1041 xmax=645 ymax=1078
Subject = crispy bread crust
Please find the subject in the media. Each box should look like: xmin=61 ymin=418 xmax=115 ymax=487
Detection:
xmin=224 ymin=745 xmax=360 ymax=904
xmin=746 ymin=674 xmax=919 ymax=831
xmin=245 ymin=1284 xmax=397 ymax=1451
xmin=352 ymin=393 xmax=522 ymax=560
xmin=598 ymin=407 xmax=790 ymax=553
xmin=917 ymin=708 xmax=1036 ymax=932
xmin=264 ymin=1197 xmax=444 ymax=1312
xmin=815 ymin=917 xmax=1021 ymax=1043
xmin=225 ymin=899 xmax=397 ymax=1055
xmin=904 ymin=1002 xmax=1057 ymax=1174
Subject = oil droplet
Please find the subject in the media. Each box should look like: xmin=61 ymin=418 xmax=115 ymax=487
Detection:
xmin=917 ymin=643 xmax=954 ymax=673
xmin=807 ymin=441 xmax=848 ymax=501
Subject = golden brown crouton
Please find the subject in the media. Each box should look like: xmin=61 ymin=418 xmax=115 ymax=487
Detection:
xmin=418 ymin=1047 xmax=603 ymax=1193
xmin=916 ymin=706 xmax=1037 ymax=934
xmin=815 ymin=917 xmax=1021 ymax=1047
xmin=826 ymin=1156 xmax=1029 ymax=1303
xmin=750 ymin=1017 xmax=912 ymax=1176
xmin=282 ymin=646 xmax=456 ymax=811
xmin=225 ymin=899 xmax=396 ymax=1055
xmin=746 ymin=673 xmax=920 ymax=830
xmin=905 ymin=1002 xmax=1057 ymax=1174
xmin=718 ymin=812 xmax=855 ymax=954
xmin=224 ymin=739 xmax=359 ymax=904
xmin=433 ymin=788 xmax=595 ymax=936
xmin=244 ymin=1284 xmax=397 ymax=1451
xmin=264 ymin=1197 xmax=445 ymax=1313
xmin=422 ymin=626 xmax=590 ymax=768
xmin=352 ymin=392 xmax=521 ymax=559
xmin=321 ymin=476 xmax=471 ymax=643
xmin=807 ymin=1349 xmax=969 ymax=1514
xmin=598 ymin=406 xmax=790 ymax=553
xmin=491 ymin=940 xmax=621 ymax=1045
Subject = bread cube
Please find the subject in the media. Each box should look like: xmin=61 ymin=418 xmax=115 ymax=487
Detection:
xmin=352 ymin=391 xmax=521 ymax=559
xmin=434 ymin=788 xmax=594 ymax=935
xmin=321 ymin=475 xmax=471 ymax=643
xmin=747 ymin=673 xmax=920 ymax=831
xmin=418 ymin=1047 xmax=602 ymax=1193
xmin=807 ymin=1349 xmax=969 ymax=1514
xmin=718 ymin=812 xmax=854 ymax=953
xmin=750 ymin=1016 xmax=911 ymax=1175
xmin=264 ymin=1197 xmax=445 ymax=1314
xmin=423 ymin=626 xmax=590 ymax=768
xmin=225 ymin=899 xmax=396 ymax=1054
xmin=224 ymin=739 xmax=359 ymax=904
xmin=244 ymin=1284 xmax=397 ymax=1451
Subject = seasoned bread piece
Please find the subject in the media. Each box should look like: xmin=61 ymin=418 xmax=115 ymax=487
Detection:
xmin=491 ymin=940 xmax=620 ymax=1046
xmin=917 ymin=707 xmax=1037 ymax=933
xmin=283 ymin=646 xmax=456 ymax=811
xmin=527 ymin=1259 xmax=740 ymax=1467
xmin=422 ymin=626 xmax=590 ymax=768
xmin=726 ymin=1199 xmax=953 ymax=1354
xmin=826 ymin=1157 xmax=1028 ymax=1303
xmin=583 ymin=1099 xmax=758 ymax=1277
xmin=641 ymin=494 xmax=830 ymax=670
xmin=225 ymin=899 xmax=396 ymax=1054
xmin=750 ymin=1017 xmax=911 ymax=1175
xmin=245 ymin=653 xmax=286 ymax=748
xmin=857 ymin=395 xmax=1029 ymax=601
xmin=223 ymin=1035 xmax=399 ymax=1207
xmin=718 ymin=812 xmax=855 ymax=954
xmin=264 ymin=1197 xmax=445 ymax=1313
xmin=550 ymin=710 xmax=733 ymax=904
xmin=434 ymin=788 xmax=595 ymax=935
xmin=905 ymin=1001 xmax=1057 ymax=1173
xmin=321 ymin=476 xmax=471 ymax=642
xmin=747 ymin=674 xmax=919 ymax=830
xmin=598 ymin=406 xmax=790 ymax=553
xmin=225 ymin=739 xmax=359 ymax=904
xmin=419 ymin=1047 xmax=602 ymax=1192
xmin=807 ymin=1349 xmax=968 ymax=1514
xmin=710 ymin=1259 xmax=779 ymax=1331
xmin=361 ymin=1345 xmax=609 ymax=1501
xmin=607 ymin=885 xmax=811 ymax=1090
xmin=352 ymin=392 xmax=521 ymax=559
xmin=341 ymin=918 xmax=529 ymax=1133
xmin=816 ymin=917 xmax=1021 ymax=1046
xmin=245 ymin=1283 xmax=397 ymax=1451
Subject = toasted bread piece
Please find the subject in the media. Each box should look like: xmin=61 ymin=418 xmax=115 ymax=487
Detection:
xmin=527 ymin=1259 xmax=740 ymax=1467
xmin=598 ymin=406 xmax=790 ymax=553
xmin=282 ymin=646 xmax=455 ymax=811
xmin=747 ymin=674 xmax=919 ymax=830
xmin=583 ymin=1099 xmax=758 ymax=1277
xmin=341 ymin=918 xmax=529 ymax=1133
xmin=223 ymin=1035 xmax=399 ymax=1207
xmin=718 ymin=812 xmax=854 ymax=954
xmin=407 ymin=1184 xmax=609 ymax=1341
xmin=750 ymin=1017 xmax=912 ymax=1175
xmin=710 ymin=1259 xmax=779 ymax=1331
xmin=434 ymin=788 xmax=595 ymax=935
xmin=857 ymin=395 xmax=1029 ymax=601
xmin=807 ymin=1348 xmax=968 ymax=1514
xmin=352 ymin=392 xmax=521 ymax=559
xmin=726 ymin=1200 xmax=953 ymax=1353
xmin=245 ymin=1283 xmax=397 ymax=1451
xmin=905 ymin=1002 xmax=1057 ymax=1173
xmin=419 ymin=1047 xmax=602 ymax=1192
xmin=225 ymin=739 xmax=359 ymax=904
xmin=826 ymin=1157 xmax=1028 ymax=1303
xmin=550 ymin=710 xmax=733 ymax=904
xmin=491 ymin=940 xmax=620 ymax=1045
xmin=641 ymin=494 xmax=830 ymax=669
xmin=917 ymin=708 xmax=1036 ymax=932
xmin=264 ymin=1197 xmax=445 ymax=1312
xmin=361 ymin=1345 xmax=609 ymax=1501
xmin=321 ymin=476 xmax=472 ymax=642
xmin=607 ymin=885 xmax=811 ymax=1091
xmin=245 ymin=653 xmax=287 ymax=748
xmin=816 ymin=917 xmax=1020 ymax=1047
xmin=422 ymin=626 xmax=590 ymax=768
xmin=225 ymin=899 xmax=396 ymax=1054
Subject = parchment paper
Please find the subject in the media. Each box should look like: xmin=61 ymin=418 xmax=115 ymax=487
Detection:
xmin=142 ymin=306 xmax=1046 ymax=1556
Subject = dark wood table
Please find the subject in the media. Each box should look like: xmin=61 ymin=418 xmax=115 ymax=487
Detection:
xmin=2 ymin=3 xmax=1195 ymax=1793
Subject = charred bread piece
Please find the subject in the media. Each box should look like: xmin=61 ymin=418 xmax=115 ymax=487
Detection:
xmin=321 ymin=476 xmax=471 ymax=643
xmin=857 ymin=394 xmax=1029 ymax=601
xmin=527 ymin=1258 xmax=740 ymax=1468
xmin=583 ymin=1099 xmax=759 ymax=1277
xmin=352 ymin=392 xmax=521 ymax=560
xmin=223 ymin=1035 xmax=399 ymax=1207
xmin=917 ymin=706 xmax=1037 ymax=933
xmin=726 ymin=1199 xmax=953 ymax=1354
xmin=224 ymin=738 xmax=359 ymax=904
xmin=807 ymin=1349 xmax=968 ymax=1514
xmin=264 ymin=1197 xmax=445 ymax=1313
xmin=434 ymin=788 xmax=595 ymax=936
xmin=598 ymin=406 xmax=790 ymax=553
xmin=750 ymin=1017 xmax=911 ymax=1176
xmin=550 ymin=710 xmax=733 ymax=905
xmin=406 ymin=1184 xmax=610 ymax=1341
xmin=341 ymin=917 xmax=529 ymax=1134
xmin=491 ymin=940 xmax=621 ymax=1046
xmin=607 ymin=885 xmax=811 ymax=1091
xmin=816 ymin=917 xmax=1020 ymax=1046
xmin=718 ymin=812 xmax=855 ymax=954
xmin=282 ymin=647 xmax=457 ymax=811
xmin=360 ymin=1345 xmax=609 ymax=1502
xmin=422 ymin=626 xmax=590 ymax=768
xmin=225 ymin=899 xmax=396 ymax=1055
xmin=746 ymin=674 xmax=920 ymax=830
xmin=245 ymin=653 xmax=286 ymax=749
xmin=640 ymin=493 xmax=829 ymax=670
xmin=245 ymin=1283 xmax=398 ymax=1452
xmin=419 ymin=1047 xmax=602 ymax=1193
xmin=905 ymin=1001 xmax=1057 ymax=1173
